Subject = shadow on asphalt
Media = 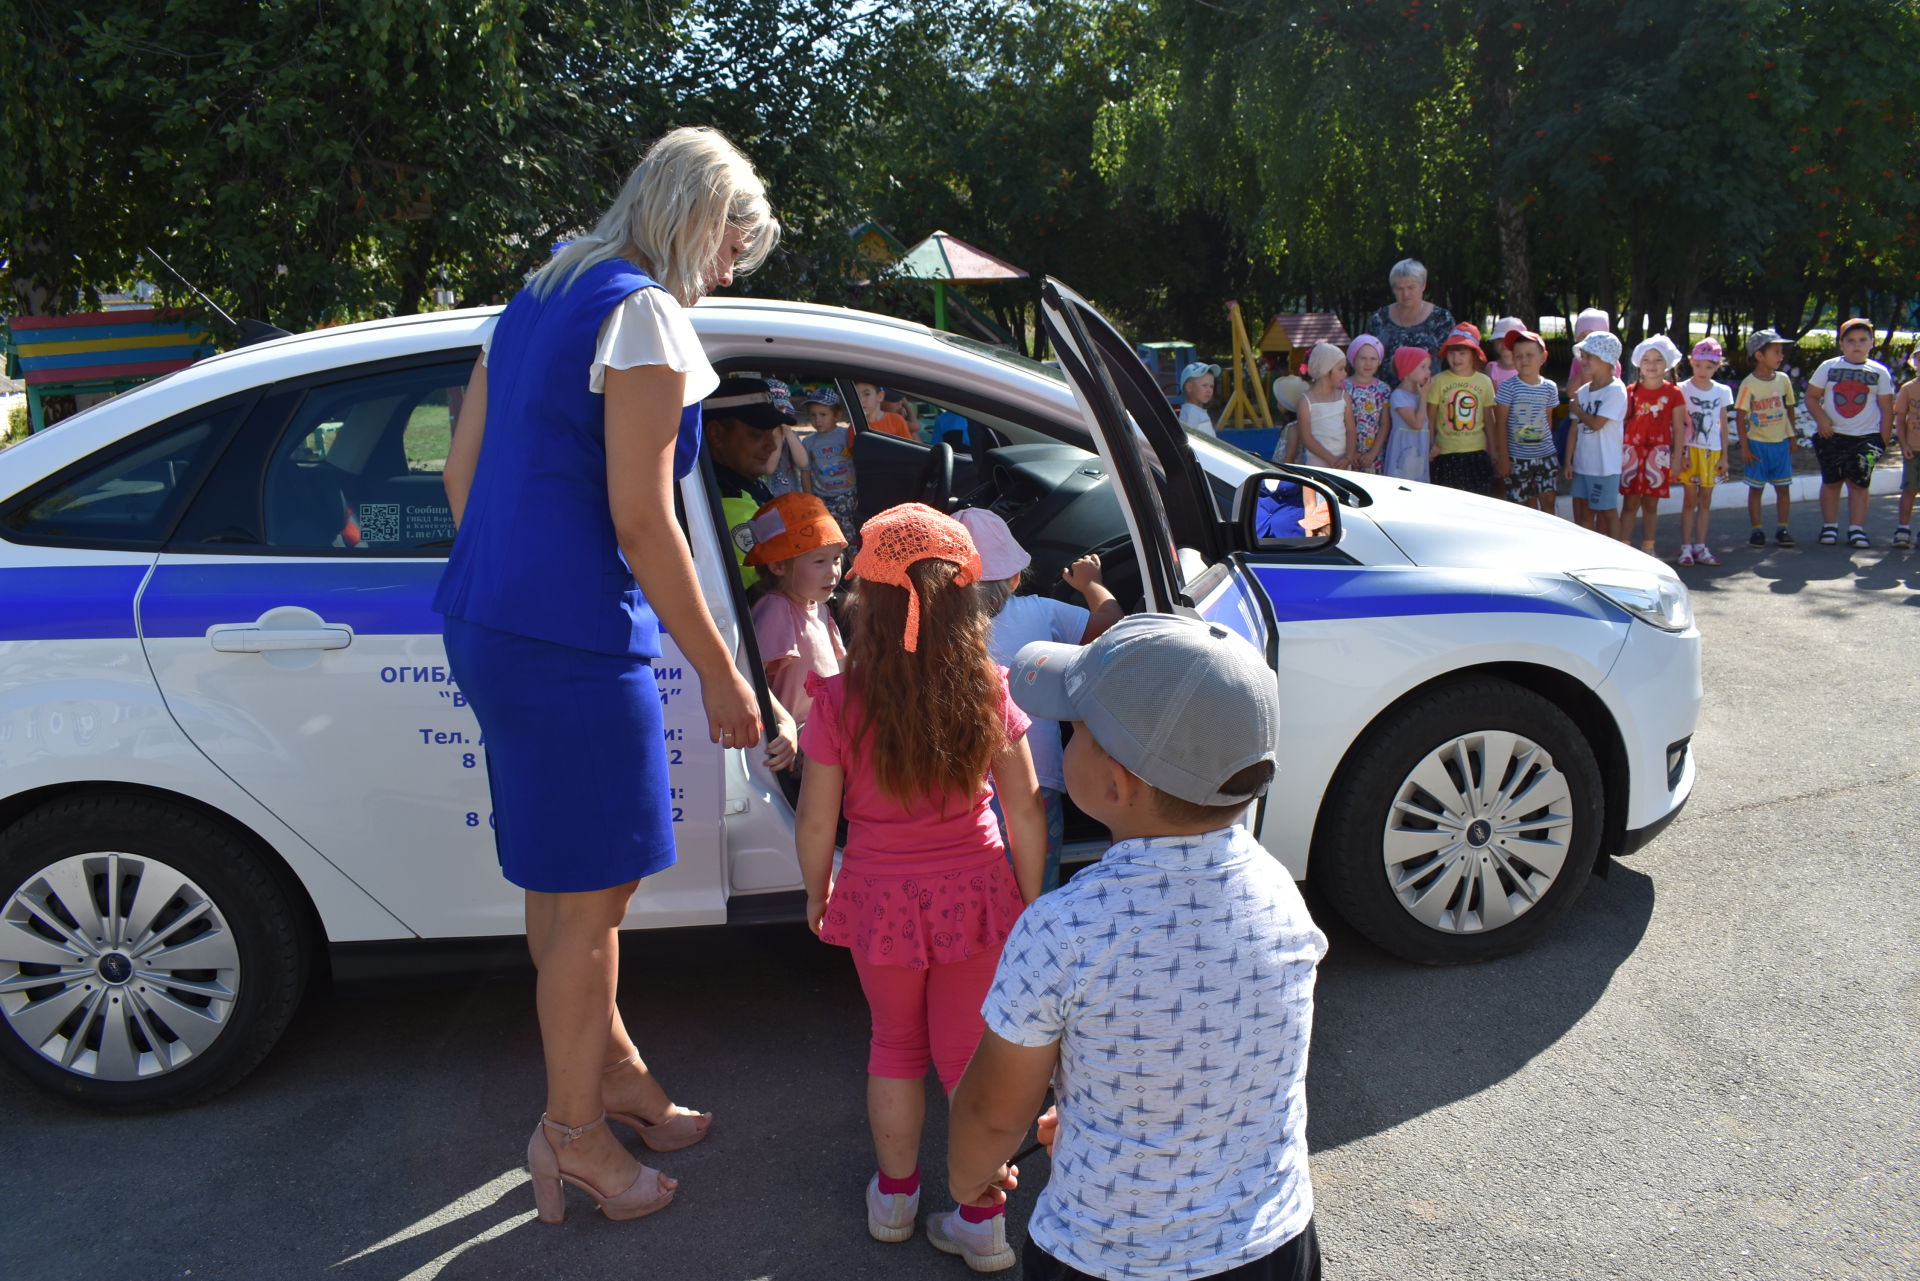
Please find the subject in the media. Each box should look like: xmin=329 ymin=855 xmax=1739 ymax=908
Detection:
xmin=1302 ymin=861 xmax=1655 ymax=1154
xmin=1679 ymin=493 xmax=1918 ymax=603
xmin=3 ymin=870 xmax=1653 ymax=1280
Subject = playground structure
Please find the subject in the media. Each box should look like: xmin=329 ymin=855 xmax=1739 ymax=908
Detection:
xmin=1259 ymin=312 xmax=1351 ymax=376
xmin=1134 ymin=340 xmax=1198 ymax=401
xmin=5 ymin=309 xmax=215 ymax=432
xmin=1217 ymin=301 xmax=1272 ymax=431
xmin=889 ymin=230 xmax=1028 ymax=345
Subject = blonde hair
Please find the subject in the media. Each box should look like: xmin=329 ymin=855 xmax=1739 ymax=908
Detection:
xmin=530 ymin=126 xmax=779 ymax=305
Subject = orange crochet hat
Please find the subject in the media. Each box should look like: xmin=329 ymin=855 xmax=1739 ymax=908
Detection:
xmin=850 ymin=502 xmax=983 ymax=652
xmin=742 ymin=492 xmax=845 ymax=566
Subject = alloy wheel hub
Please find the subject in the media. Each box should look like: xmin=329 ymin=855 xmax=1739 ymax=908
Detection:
xmin=1381 ymin=731 xmax=1575 ymax=934
xmin=0 ymin=853 xmax=240 ymax=1080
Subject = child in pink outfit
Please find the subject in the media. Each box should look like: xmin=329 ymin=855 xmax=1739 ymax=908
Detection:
xmin=744 ymin=492 xmax=846 ymax=733
xmin=796 ymin=502 xmax=1045 ymax=1264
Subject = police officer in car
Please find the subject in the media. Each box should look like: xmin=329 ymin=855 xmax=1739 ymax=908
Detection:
xmin=702 ymin=377 xmax=787 ymax=589
xmin=700 ymin=376 xmax=799 ymax=766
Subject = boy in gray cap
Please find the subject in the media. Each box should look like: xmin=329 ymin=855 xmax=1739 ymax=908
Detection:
xmin=944 ymin=614 xmax=1328 ymax=1279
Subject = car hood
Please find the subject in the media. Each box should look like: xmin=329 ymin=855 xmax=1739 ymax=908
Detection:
xmin=1344 ymin=473 xmax=1676 ymax=577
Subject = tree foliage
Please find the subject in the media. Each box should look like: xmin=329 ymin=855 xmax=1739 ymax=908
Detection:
xmin=1102 ymin=0 xmax=1920 ymax=344
xmin=6 ymin=0 xmax=1918 ymax=357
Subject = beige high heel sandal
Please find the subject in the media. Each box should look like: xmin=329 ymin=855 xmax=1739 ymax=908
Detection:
xmin=526 ymin=1113 xmax=676 ymax=1223
xmin=602 ymin=1051 xmax=713 ymax=1153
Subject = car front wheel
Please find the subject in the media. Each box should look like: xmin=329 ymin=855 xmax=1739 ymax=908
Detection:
xmin=1314 ymin=679 xmax=1604 ymax=964
xmin=0 ymin=794 xmax=309 ymax=1111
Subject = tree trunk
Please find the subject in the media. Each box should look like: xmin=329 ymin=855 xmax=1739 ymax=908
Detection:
xmin=1496 ymin=194 xmax=1535 ymax=329
xmin=1778 ymin=285 xmax=1814 ymax=340
xmin=396 ymin=226 xmax=437 ymax=318
xmin=1670 ymin=246 xmax=1703 ymax=352
xmin=1624 ymin=219 xmax=1650 ymax=348
xmin=1598 ymin=256 xmax=1618 ymax=332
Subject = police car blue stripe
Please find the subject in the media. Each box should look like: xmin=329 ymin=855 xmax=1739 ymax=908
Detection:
xmin=1247 ymin=564 xmax=1611 ymax=623
xmin=0 ymin=565 xmax=147 ymax=640
xmin=139 ymin=561 xmax=447 ymax=638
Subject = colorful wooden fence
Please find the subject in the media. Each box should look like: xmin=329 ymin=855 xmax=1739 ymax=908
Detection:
xmin=6 ymin=310 xmax=216 ymax=432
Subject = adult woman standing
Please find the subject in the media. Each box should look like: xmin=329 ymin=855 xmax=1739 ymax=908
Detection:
xmin=1366 ymin=258 xmax=1456 ymax=386
xmin=435 ymin=127 xmax=777 ymax=1223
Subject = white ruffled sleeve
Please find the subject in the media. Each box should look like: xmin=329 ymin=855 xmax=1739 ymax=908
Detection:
xmin=589 ymin=289 xmax=718 ymax=404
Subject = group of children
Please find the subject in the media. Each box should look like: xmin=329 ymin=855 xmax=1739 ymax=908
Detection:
xmin=762 ymin=379 xmax=920 ymax=542
xmin=1196 ymin=315 xmax=1920 ymax=561
xmin=737 ymin=489 xmax=1326 ymax=1277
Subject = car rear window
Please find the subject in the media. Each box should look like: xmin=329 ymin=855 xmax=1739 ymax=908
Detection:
xmin=1 ymin=401 xmax=245 ymax=548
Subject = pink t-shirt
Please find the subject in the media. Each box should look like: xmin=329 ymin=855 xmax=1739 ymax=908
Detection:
xmin=750 ymin=590 xmax=844 ymax=725
xmin=1489 ymin=362 xmax=1519 ymax=389
xmin=799 ymin=668 xmax=1030 ymax=969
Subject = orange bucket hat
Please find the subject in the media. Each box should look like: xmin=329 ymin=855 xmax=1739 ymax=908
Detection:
xmin=850 ymin=502 xmax=983 ymax=652
xmin=742 ymin=492 xmax=846 ymax=566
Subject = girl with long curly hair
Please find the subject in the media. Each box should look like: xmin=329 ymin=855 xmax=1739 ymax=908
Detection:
xmin=795 ymin=502 xmax=1046 ymax=1267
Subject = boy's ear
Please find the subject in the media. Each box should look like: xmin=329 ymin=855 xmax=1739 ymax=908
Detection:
xmin=1108 ymin=755 xmax=1146 ymax=809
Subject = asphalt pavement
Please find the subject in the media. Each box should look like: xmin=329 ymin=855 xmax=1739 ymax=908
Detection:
xmin=2 ymin=497 xmax=1914 ymax=1281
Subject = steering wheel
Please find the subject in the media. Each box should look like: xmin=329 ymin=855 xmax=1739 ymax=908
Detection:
xmin=914 ymin=441 xmax=955 ymax=511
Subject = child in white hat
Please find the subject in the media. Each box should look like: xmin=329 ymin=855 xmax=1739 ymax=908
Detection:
xmin=954 ymin=508 xmax=1123 ymax=893
xmin=1177 ymin=361 xmax=1221 ymax=437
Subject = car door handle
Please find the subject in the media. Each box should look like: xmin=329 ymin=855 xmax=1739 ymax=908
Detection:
xmin=209 ymin=626 xmax=353 ymax=653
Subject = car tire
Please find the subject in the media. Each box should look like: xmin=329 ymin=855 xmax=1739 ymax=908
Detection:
xmin=1313 ymin=679 xmax=1604 ymax=964
xmin=0 ymin=794 xmax=310 ymax=1111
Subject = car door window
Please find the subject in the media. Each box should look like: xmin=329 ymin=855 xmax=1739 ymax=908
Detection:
xmin=262 ymin=365 xmax=466 ymax=552
xmin=168 ymin=361 xmax=469 ymax=555
xmin=0 ymin=398 xmax=247 ymax=549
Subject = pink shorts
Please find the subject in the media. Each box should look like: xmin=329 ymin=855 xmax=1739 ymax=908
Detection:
xmin=850 ymin=945 xmax=1004 ymax=1090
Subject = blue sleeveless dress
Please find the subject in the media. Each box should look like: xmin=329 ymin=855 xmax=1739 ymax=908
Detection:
xmin=435 ymin=260 xmax=703 ymax=892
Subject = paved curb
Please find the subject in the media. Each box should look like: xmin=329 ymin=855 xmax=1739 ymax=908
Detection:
xmin=1557 ymin=458 xmax=1906 ymax=519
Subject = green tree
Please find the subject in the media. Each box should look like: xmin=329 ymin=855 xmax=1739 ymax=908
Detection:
xmin=4 ymin=1 xmax=687 ymax=327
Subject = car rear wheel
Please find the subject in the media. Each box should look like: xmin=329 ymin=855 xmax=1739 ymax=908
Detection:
xmin=1314 ymin=679 xmax=1604 ymax=964
xmin=0 ymin=794 xmax=309 ymax=1111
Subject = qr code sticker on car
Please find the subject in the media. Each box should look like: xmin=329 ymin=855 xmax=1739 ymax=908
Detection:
xmin=358 ymin=503 xmax=401 ymax=543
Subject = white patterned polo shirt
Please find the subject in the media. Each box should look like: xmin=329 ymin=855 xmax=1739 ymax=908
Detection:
xmin=983 ymin=825 xmax=1328 ymax=1280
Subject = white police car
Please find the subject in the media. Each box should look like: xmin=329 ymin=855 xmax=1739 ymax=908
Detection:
xmin=0 ymin=280 xmax=1699 ymax=1109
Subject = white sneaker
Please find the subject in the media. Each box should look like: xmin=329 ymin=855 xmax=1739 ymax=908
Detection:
xmin=926 ymin=1208 xmax=1016 ymax=1272
xmin=866 ymin=1175 xmax=919 ymax=1243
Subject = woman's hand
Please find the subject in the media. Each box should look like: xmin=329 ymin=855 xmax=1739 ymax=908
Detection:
xmin=705 ymin=669 xmax=762 ymax=750
xmin=1035 ymin=1105 xmax=1059 ymax=1157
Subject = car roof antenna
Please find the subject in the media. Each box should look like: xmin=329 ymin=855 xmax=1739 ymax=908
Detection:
xmin=142 ymin=246 xmax=293 ymax=347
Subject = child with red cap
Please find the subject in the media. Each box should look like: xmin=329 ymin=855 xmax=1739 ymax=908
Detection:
xmin=1384 ymin=345 xmax=1433 ymax=481
xmin=744 ymin=493 xmax=847 ymax=734
xmin=1426 ymin=323 xmax=1504 ymax=495
xmin=1493 ymin=326 xmax=1562 ymax=513
xmin=795 ymin=503 xmax=1046 ymax=1266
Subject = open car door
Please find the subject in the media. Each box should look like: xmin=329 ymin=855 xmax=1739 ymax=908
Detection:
xmin=1040 ymin=279 xmax=1349 ymax=856
xmin=1038 ymin=278 xmax=1227 ymax=614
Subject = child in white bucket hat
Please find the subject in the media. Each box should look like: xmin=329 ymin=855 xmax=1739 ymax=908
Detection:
xmin=953 ymin=508 xmax=1122 ymax=893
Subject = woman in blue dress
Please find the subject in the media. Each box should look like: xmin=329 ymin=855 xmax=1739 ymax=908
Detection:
xmin=436 ymin=127 xmax=777 ymax=1223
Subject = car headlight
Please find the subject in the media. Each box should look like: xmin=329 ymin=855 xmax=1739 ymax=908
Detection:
xmin=1568 ymin=568 xmax=1694 ymax=632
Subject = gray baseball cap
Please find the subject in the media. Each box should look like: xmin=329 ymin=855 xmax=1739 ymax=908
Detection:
xmin=1746 ymin=327 xmax=1788 ymax=357
xmin=1009 ymin=614 xmax=1279 ymax=807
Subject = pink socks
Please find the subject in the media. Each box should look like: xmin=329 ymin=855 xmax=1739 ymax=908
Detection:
xmin=876 ymin=1167 xmax=919 ymax=1196
xmin=874 ymin=1166 xmax=1004 ymax=1221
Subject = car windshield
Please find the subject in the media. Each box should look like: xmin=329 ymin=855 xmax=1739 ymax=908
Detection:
xmin=930 ymin=331 xmax=1066 ymax=384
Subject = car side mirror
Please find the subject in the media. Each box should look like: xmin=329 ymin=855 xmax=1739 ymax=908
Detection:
xmin=1232 ymin=470 xmax=1341 ymax=553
